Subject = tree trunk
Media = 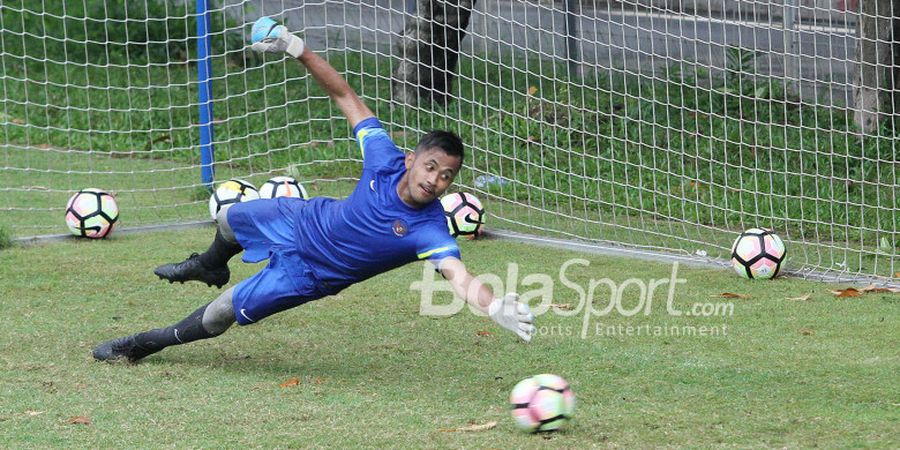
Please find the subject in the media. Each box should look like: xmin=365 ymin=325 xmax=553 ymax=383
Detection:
xmin=854 ymin=0 xmax=900 ymax=132
xmin=393 ymin=0 xmax=476 ymax=105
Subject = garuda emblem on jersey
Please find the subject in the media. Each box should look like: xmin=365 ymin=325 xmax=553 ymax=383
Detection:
xmin=392 ymin=219 xmax=408 ymax=237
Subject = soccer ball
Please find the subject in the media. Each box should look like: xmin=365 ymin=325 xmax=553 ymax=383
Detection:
xmin=65 ymin=188 xmax=119 ymax=238
xmin=510 ymin=374 xmax=575 ymax=432
xmin=441 ymin=192 xmax=485 ymax=239
xmin=259 ymin=176 xmax=308 ymax=199
xmin=731 ymin=228 xmax=786 ymax=279
xmin=208 ymin=179 xmax=259 ymax=220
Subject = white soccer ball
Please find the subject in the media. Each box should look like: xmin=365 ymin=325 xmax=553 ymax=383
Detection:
xmin=65 ymin=188 xmax=119 ymax=238
xmin=208 ymin=179 xmax=259 ymax=220
xmin=730 ymin=228 xmax=786 ymax=279
xmin=510 ymin=374 xmax=575 ymax=432
xmin=441 ymin=192 xmax=485 ymax=240
xmin=258 ymin=176 xmax=308 ymax=199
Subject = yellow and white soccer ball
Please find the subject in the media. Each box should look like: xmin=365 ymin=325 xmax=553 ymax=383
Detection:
xmin=208 ymin=179 xmax=259 ymax=220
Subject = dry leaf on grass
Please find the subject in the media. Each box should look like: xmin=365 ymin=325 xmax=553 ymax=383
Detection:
xmin=527 ymin=86 xmax=538 ymax=96
xmin=67 ymin=416 xmax=91 ymax=425
xmin=786 ymin=294 xmax=811 ymax=301
xmin=279 ymin=377 xmax=300 ymax=388
xmin=830 ymin=288 xmax=862 ymax=298
xmin=860 ymin=285 xmax=899 ymax=294
xmin=439 ymin=421 xmax=498 ymax=432
xmin=800 ymin=328 xmax=814 ymax=336
xmin=475 ymin=330 xmax=493 ymax=337
xmin=713 ymin=293 xmax=750 ymax=299
xmin=550 ymin=303 xmax=572 ymax=310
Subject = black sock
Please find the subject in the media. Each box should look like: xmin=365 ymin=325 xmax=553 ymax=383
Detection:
xmin=131 ymin=303 xmax=222 ymax=357
xmin=198 ymin=229 xmax=242 ymax=269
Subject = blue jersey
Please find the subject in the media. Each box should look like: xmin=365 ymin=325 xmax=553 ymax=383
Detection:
xmin=287 ymin=117 xmax=460 ymax=292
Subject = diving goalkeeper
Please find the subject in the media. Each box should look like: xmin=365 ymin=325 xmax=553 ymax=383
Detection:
xmin=93 ymin=17 xmax=536 ymax=363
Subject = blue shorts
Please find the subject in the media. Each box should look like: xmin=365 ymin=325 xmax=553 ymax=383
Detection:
xmin=226 ymin=198 xmax=330 ymax=325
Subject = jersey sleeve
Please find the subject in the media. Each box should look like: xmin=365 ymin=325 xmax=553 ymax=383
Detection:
xmin=353 ymin=117 xmax=404 ymax=171
xmin=416 ymin=225 xmax=462 ymax=271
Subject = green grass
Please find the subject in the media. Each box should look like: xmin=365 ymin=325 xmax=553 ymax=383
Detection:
xmin=0 ymin=228 xmax=897 ymax=447
xmin=0 ymin=223 xmax=10 ymax=249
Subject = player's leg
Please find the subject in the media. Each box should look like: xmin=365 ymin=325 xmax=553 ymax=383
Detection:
xmin=153 ymin=208 xmax=243 ymax=288
xmin=92 ymin=287 xmax=237 ymax=363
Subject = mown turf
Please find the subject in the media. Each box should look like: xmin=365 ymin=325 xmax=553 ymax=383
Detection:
xmin=0 ymin=228 xmax=896 ymax=448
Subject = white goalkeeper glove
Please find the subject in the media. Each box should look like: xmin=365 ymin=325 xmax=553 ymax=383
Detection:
xmin=488 ymin=293 xmax=536 ymax=342
xmin=250 ymin=17 xmax=305 ymax=59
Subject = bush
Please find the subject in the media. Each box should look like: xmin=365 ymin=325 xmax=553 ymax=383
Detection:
xmin=0 ymin=225 xmax=11 ymax=250
xmin=0 ymin=0 xmax=243 ymax=65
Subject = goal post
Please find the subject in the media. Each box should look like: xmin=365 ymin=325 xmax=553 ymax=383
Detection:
xmin=197 ymin=0 xmax=216 ymax=189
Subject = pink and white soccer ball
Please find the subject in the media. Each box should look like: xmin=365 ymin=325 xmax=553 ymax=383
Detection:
xmin=730 ymin=228 xmax=786 ymax=279
xmin=510 ymin=374 xmax=575 ymax=432
xmin=208 ymin=179 xmax=260 ymax=220
xmin=258 ymin=176 xmax=308 ymax=199
xmin=65 ymin=188 xmax=119 ymax=238
xmin=440 ymin=192 xmax=485 ymax=239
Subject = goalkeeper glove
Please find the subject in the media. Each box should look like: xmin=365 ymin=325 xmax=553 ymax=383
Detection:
xmin=250 ymin=17 xmax=305 ymax=59
xmin=488 ymin=293 xmax=536 ymax=342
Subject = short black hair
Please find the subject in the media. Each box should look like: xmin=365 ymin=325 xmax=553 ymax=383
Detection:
xmin=415 ymin=130 xmax=464 ymax=165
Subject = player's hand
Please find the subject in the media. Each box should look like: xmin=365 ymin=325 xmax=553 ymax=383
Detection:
xmin=488 ymin=293 xmax=536 ymax=342
xmin=250 ymin=17 xmax=305 ymax=59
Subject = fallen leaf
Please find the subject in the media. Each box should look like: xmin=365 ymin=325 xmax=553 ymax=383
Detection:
xmin=786 ymin=294 xmax=811 ymax=301
xmin=475 ymin=330 xmax=492 ymax=337
xmin=800 ymin=328 xmax=814 ymax=336
xmin=860 ymin=285 xmax=899 ymax=294
xmin=895 ymin=272 xmax=900 ymax=278
xmin=550 ymin=303 xmax=572 ymax=310
xmin=67 ymin=416 xmax=91 ymax=425
xmin=439 ymin=421 xmax=498 ymax=432
xmin=714 ymin=293 xmax=750 ymax=299
xmin=279 ymin=377 xmax=300 ymax=388
xmin=312 ymin=377 xmax=326 ymax=385
xmin=830 ymin=288 xmax=861 ymax=298
xmin=527 ymin=86 xmax=538 ymax=96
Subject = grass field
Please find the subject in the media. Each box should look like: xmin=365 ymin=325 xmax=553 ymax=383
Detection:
xmin=1 ymin=227 xmax=897 ymax=448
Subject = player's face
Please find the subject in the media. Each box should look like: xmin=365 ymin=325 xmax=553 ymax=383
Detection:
xmin=404 ymin=148 xmax=461 ymax=206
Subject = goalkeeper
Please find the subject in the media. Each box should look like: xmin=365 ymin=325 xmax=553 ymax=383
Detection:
xmin=93 ymin=17 xmax=535 ymax=363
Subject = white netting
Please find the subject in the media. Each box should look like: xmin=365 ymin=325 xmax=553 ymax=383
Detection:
xmin=1 ymin=0 xmax=896 ymax=281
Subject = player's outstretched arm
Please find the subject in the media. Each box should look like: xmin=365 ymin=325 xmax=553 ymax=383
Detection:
xmin=250 ymin=17 xmax=374 ymax=129
xmin=439 ymin=258 xmax=536 ymax=342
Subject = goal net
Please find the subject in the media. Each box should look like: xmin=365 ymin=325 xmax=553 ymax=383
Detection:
xmin=0 ymin=0 xmax=896 ymax=282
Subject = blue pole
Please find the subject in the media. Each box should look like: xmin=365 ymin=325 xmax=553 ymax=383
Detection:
xmin=196 ymin=0 xmax=215 ymax=189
